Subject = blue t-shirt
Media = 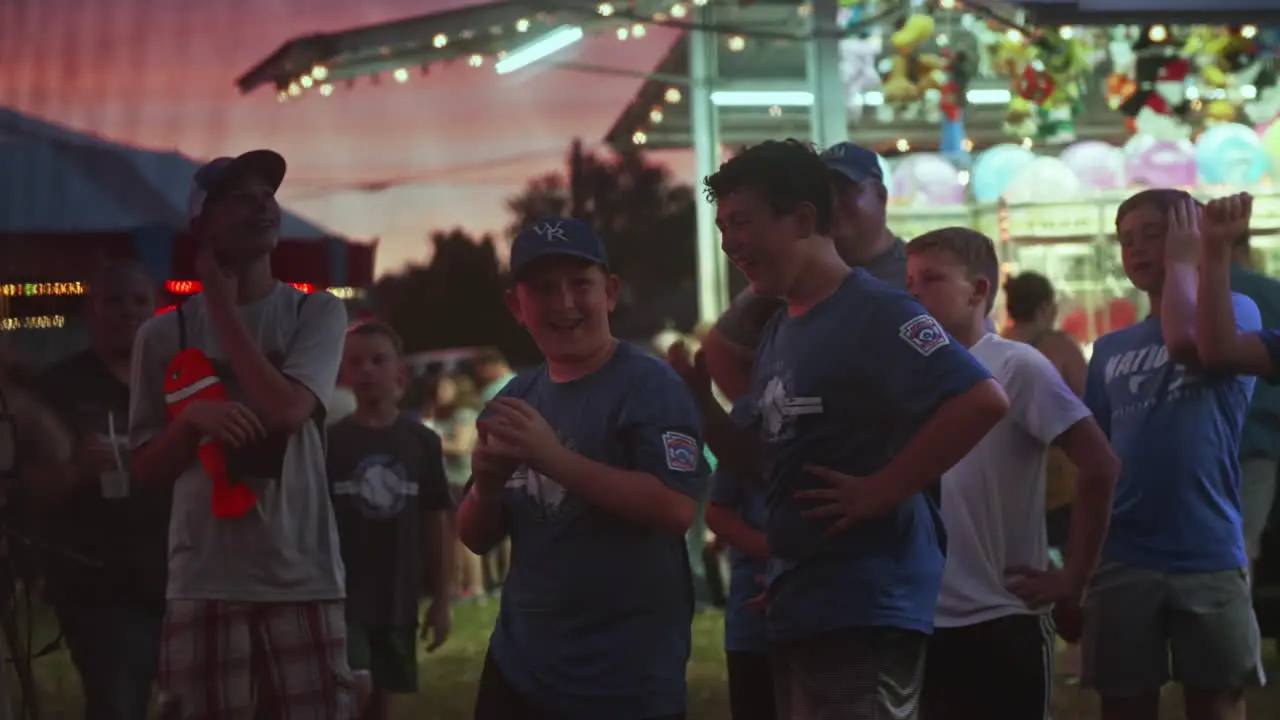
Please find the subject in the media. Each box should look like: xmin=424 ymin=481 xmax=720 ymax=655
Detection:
xmin=1083 ymin=293 xmax=1260 ymax=573
xmin=483 ymin=341 xmax=707 ymax=719
xmin=741 ymin=270 xmax=992 ymax=641
xmin=707 ymin=466 xmax=769 ymax=654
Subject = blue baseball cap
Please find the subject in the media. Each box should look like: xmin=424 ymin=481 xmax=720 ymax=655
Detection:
xmin=188 ymin=149 xmax=286 ymax=220
xmin=820 ymin=142 xmax=884 ymax=184
xmin=510 ymin=217 xmax=609 ymax=279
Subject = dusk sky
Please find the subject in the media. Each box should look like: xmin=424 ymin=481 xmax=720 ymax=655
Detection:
xmin=0 ymin=0 xmax=695 ymax=276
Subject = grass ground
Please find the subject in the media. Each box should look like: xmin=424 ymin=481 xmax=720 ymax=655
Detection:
xmin=16 ymin=599 xmax=1280 ymax=718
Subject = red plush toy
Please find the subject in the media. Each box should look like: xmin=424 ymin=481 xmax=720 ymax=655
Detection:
xmin=163 ymin=348 xmax=258 ymax=518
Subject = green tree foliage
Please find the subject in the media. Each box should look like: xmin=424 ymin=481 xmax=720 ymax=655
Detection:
xmin=505 ymin=147 xmax=699 ymax=339
xmin=373 ymin=228 xmax=539 ymax=365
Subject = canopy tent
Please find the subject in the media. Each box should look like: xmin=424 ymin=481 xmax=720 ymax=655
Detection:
xmin=0 ymin=107 xmax=335 ymax=238
xmin=0 ymin=107 xmax=376 ymax=364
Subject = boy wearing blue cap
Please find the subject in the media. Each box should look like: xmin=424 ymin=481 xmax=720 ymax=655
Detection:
xmin=455 ymin=217 xmax=707 ymax=720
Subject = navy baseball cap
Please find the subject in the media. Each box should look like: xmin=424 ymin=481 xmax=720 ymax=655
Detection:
xmin=821 ymin=142 xmax=884 ymax=184
xmin=188 ymin=149 xmax=287 ymax=220
xmin=510 ymin=217 xmax=609 ymax=279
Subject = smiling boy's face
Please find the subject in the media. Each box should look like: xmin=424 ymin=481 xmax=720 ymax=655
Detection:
xmin=507 ymin=256 xmax=618 ymax=363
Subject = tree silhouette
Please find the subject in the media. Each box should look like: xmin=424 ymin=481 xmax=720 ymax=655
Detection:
xmin=506 ymin=145 xmax=699 ymax=339
xmin=374 ymin=228 xmax=539 ymax=366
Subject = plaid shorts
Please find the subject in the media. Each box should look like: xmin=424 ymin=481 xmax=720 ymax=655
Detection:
xmin=155 ymin=599 xmax=358 ymax=719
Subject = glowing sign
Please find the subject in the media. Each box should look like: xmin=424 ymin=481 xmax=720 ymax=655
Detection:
xmin=0 ymin=315 xmax=66 ymax=331
xmin=165 ymin=281 xmax=317 ymax=294
xmin=0 ymin=282 xmax=87 ymax=297
xmin=327 ymin=287 xmax=367 ymax=300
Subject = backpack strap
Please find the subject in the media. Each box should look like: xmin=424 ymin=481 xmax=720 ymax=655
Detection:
xmin=177 ymin=303 xmax=188 ymax=350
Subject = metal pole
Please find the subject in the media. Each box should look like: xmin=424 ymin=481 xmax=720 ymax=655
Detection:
xmin=689 ymin=6 xmax=729 ymax=325
xmin=806 ymin=0 xmax=848 ymax=148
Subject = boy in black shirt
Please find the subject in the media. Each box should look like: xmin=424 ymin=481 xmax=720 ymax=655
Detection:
xmin=327 ymin=321 xmax=453 ymax=719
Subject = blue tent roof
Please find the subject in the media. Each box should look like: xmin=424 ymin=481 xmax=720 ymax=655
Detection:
xmin=0 ymin=107 xmax=336 ymax=238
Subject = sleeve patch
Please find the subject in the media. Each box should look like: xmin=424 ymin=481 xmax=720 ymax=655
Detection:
xmin=662 ymin=431 xmax=700 ymax=472
xmin=898 ymin=314 xmax=950 ymax=356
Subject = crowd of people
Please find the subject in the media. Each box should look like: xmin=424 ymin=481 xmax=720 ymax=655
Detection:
xmin=0 ymin=138 xmax=1276 ymax=720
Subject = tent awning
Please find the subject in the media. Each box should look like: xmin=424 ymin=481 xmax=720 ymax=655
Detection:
xmin=236 ymin=0 xmax=679 ymax=96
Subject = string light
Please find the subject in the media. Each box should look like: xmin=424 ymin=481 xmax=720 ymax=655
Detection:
xmin=469 ymin=54 xmax=484 ymax=67
xmin=311 ymin=65 xmax=329 ymax=81
xmin=163 ymin=281 xmax=362 ymax=298
xmin=0 ymin=282 xmax=86 ymax=297
xmin=597 ymin=3 xmax=615 ymax=17
xmin=896 ymin=138 xmax=910 ymax=152
xmin=515 ymin=18 xmax=531 ymax=32
xmin=617 ymin=27 xmax=630 ymax=40
xmin=393 ymin=68 xmax=410 ymax=83
xmin=632 ymin=130 xmax=648 ymax=145
xmin=727 ymin=35 xmax=745 ymax=52
xmin=649 ymin=107 xmax=664 ymax=123
xmin=768 ymin=105 xmax=782 ymax=117
xmin=632 ymin=23 xmax=646 ymax=38
xmin=664 ymin=88 xmax=682 ymax=104
xmin=670 ymin=3 xmax=688 ymax=19
xmin=433 ymin=33 xmax=449 ymax=48
xmin=0 ymin=315 xmax=66 ymax=332
xmin=319 ymin=83 xmax=334 ymax=97
xmin=300 ymin=76 xmax=314 ymax=88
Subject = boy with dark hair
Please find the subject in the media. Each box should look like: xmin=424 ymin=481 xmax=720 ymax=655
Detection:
xmin=1083 ymin=189 xmax=1264 ymax=720
xmin=456 ymin=217 xmax=707 ymax=720
xmin=328 ymin=321 xmax=453 ymax=720
xmin=129 ymin=150 xmax=356 ymax=718
xmin=903 ymin=228 xmax=1117 ymax=719
xmin=676 ymin=140 xmax=1009 ymax=718
xmin=701 ymin=141 xmax=904 ymax=401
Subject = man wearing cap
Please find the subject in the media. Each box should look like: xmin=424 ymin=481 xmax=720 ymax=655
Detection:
xmin=455 ymin=217 xmax=707 ymax=720
xmin=128 ymin=151 xmax=355 ymax=717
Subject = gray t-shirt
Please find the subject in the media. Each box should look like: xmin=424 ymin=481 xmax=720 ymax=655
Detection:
xmin=715 ymin=237 xmax=908 ymax=349
xmin=128 ymin=283 xmax=348 ymax=602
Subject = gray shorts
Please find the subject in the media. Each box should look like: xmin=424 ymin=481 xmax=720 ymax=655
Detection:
xmin=771 ymin=626 xmax=926 ymax=720
xmin=1241 ymin=457 xmax=1278 ymax=555
xmin=1081 ymin=558 xmax=1266 ymax=699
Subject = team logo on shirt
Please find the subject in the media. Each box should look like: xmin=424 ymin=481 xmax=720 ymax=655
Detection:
xmin=758 ymin=372 xmax=824 ymax=443
xmin=505 ymin=437 xmax=584 ymax=522
xmin=898 ymin=314 xmax=950 ymax=356
xmin=662 ymin=432 xmax=699 ymax=472
xmin=333 ymin=454 xmax=419 ymax=520
xmin=1101 ymin=342 xmax=1205 ymax=414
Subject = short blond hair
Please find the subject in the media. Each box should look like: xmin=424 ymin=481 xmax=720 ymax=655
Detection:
xmin=905 ymin=227 xmax=1001 ymax=313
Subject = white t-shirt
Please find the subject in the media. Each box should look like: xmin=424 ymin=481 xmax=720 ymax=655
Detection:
xmin=129 ymin=284 xmax=349 ymax=603
xmin=935 ymin=334 xmax=1091 ymax=628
